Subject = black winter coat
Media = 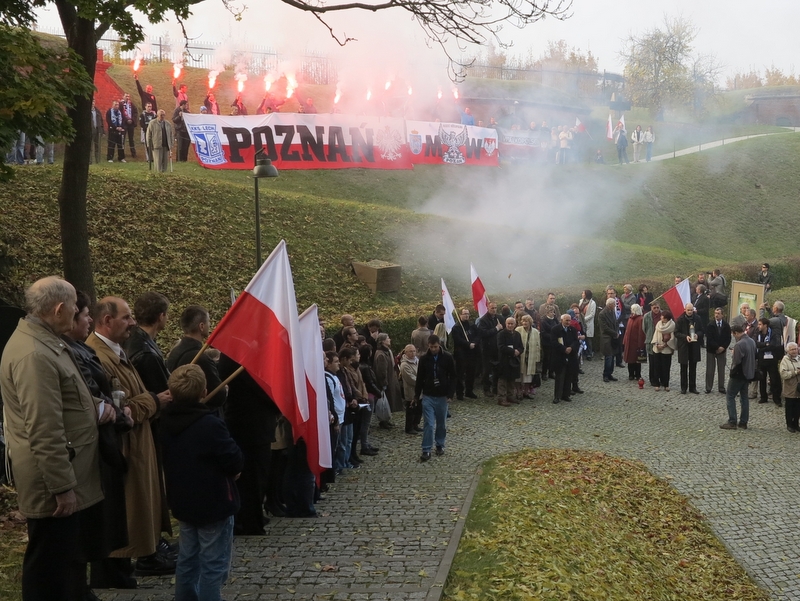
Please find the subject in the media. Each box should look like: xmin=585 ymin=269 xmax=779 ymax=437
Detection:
xmin=496 ymin=329 xmax=523 ymax=379
xmin=219 ymin=354 xmax=280 ymax=447
xmin=167 ymin=337 xmax=227 ymax=410
xmin=675 ymin=313 xmax=704 ymax=364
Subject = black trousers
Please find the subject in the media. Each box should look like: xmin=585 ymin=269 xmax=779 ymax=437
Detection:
xmin=652 ymin=353 xmax=672 ymax=387
xmin=553 ymin=365 xmax=568 ymax=401
xmin=123 ymin=123 xmax=137 ymax=155
xmin=481 ymin=349 xmax=498 ymax=393
xmin=785 ymin=397 xmax=800 ymax=429
xmin=454 ymin=350 xmax=477 ymax=398
xmin=91 ymin=130 xmax=102 ymax=163
xmin=24 ymin=513 xmax=86 ymax=601
xmin=176 ymin=131 xmax=190 ymax=161
xmin=106 ymin=130 xmax=125 ymax=161
xmin=680 ymin=360 xmax=698 ymax=392
xmin=235 ymin=444 xmax=271 ymax=534
xmin=405 ymin=400 xmax=422 ymax=433
xmin=759 ymin=359 xmax=782 ymax=402
xmin=627 ymin=362 xmax=642 ymax=379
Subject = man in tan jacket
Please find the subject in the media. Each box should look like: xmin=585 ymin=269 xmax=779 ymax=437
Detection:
xmin=86 ymin=296 xmax=174 ymax=577
xmin=0 ymin=276 xmax=112 ymax=600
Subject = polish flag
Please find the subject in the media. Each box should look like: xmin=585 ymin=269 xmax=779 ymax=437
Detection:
xmin=470 ymin=264 xmax=489 ymax=318
xmin=441 ymin=279 xmax=457 ymax=333
xmin=662 ymin=278 xmax=692 ymax=318
xmin=575 ymin=117 xmax=586 ymax=133
xmin=297 ymin=304 xmax=332 ymax=483
xmin=618 ymin=114 xmax=626 ymax=131
xmin=606 ymin=114 xmax=613 ymax=140
xmin=207 ymin=240 xmax=309 ymax=427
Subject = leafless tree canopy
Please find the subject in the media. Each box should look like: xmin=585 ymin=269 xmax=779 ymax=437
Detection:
xmin=275 ymin=0 xmax=572 ymax=79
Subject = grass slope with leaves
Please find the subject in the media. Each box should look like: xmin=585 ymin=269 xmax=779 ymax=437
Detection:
xmin=444 ymin=449 xmax=768 ymax=601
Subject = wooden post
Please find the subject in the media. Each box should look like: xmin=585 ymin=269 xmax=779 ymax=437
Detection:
xmin=189 ymin=342 xmax=209 ymax=364
xmin=201 ymin=365 xmax=244 ymax=403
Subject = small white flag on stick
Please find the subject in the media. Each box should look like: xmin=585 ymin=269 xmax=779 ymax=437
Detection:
xmin=441 ymin=279 xmax=457 ymax=334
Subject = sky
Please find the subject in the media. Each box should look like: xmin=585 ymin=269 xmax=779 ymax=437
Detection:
xmin=33 ymin=0 xmax=800 ymax=83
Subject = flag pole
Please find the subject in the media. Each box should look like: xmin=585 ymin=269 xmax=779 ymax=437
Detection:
xmin=201 ymin=365 xmax=244 ymax=403
xmin=189 ymin=342 xmax=210 ymax=364
xmin=455 ymin=309 xmax=470 ymax=341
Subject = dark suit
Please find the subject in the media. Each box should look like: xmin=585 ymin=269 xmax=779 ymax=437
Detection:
xmin=105 ymin=108 xmax=125 ymax=161
xmin=675 ymin=312 xmax=704 ymax=393
xmin=90 ymin=107 xmax=105 ymax=164
xmin=477 ymin=313 xmax=503 ymax=393
xmin=551 ymin=323 xmax=579 ymax=402
xmin=705 ymin=318 xmax=731 ymax=392
xmin=119 ymin=100 xmax=139 ymax=157
xmin=451 ymin=319 xmax=479 ymax=398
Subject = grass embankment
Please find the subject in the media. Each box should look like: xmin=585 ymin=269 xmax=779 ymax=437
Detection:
xmin=444 ymin=450 xmax=769 ymax=601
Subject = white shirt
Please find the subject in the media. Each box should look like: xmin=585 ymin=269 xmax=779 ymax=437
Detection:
xmin=94 ymin=332 xmax=124 ymax=359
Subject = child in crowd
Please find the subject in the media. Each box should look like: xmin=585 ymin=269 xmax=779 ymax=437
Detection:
xmin=160 ymin=364 xmax=243 ymax=601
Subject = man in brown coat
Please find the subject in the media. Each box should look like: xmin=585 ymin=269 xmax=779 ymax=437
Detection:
xmin=0 ymin=276 xmax=111 ymax=600
xmin=86 ymin=296 xmax=174 ymax=577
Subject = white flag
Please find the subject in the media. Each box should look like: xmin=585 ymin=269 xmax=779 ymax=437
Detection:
xmin=441 ymin=279 xmax=457 ymax=334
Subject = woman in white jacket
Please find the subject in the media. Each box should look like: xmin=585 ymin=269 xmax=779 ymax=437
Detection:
xmin=779 ymin=342 xmax=800 ymax=432
xmin=644 ymin=126 xmax=655 ymax=162
xmin=579 ymin=290 xmax=597 ymax=359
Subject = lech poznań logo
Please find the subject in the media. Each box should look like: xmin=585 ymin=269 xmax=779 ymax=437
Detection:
xmin=188 ymin=123 xmax=226 ymax=166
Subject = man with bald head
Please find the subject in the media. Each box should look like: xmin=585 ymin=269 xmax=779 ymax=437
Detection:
xmin=675 ymin=302 xmax=704 ymax=394
xmin=1 ymin=277 xmax=111 ymax=600
xmin=86 ymin=297 xmax=175 ymax=578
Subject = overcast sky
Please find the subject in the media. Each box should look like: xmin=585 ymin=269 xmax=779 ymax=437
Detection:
xmin=34 ymin=0 xmax=799 ymax=83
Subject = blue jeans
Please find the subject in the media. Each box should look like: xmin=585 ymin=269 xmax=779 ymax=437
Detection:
xmin=603 ymin=355 xmax=615 ymax=379
xmin=726 ymin=377 xmax=749 ymax=425
xmin=175 ymin=515 xmax=234 ymax=601
xmin=421 ymin=395 xmax=448 ymax=453
xmin=335 ymin=423 xmax=353 ymax=469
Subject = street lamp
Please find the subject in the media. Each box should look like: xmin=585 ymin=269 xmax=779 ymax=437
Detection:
xmin=253 ymin=148 xmax=279 ymax=268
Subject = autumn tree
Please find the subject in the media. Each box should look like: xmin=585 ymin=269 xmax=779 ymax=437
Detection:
xmin=621 ymin=16 xmax=720 ymax=117
xmin=725 ymin=70 xmax=763 ymax=90
xmin=5 ymin=0 xmax=571 ymax=299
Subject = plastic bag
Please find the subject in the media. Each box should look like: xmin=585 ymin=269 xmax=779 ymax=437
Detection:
xmin=375 ymin=392 xmax=392 ymax=422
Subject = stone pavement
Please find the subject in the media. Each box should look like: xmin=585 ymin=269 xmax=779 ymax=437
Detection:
xmin=99 ymin=357 xmax=800 ymax=600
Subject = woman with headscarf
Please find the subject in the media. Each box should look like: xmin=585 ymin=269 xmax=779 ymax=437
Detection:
xmin=623 ymin=304 xmax=646 ymax=380
xmin=651 ymin=310 xmax=677 ymax=391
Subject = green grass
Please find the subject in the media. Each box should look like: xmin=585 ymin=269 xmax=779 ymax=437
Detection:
xmin=444 ymin=449 xmax=769 ymax=601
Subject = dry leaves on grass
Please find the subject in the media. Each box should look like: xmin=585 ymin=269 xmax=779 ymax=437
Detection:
xmin=443 ymin=449 xmax=769 ymax=601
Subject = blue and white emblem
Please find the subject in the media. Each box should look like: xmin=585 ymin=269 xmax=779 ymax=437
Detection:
xmin=187 ymin=123 xmax=226 ymax=166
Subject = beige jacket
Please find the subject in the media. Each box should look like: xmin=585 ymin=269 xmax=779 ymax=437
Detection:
xmin=86 ymin=332 xmax=162 ymax=558
xmin=0 ymin=319 xmax=103 ymax=518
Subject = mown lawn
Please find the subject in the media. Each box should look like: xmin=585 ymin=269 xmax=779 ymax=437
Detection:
xmin=444 ymin=449 xmax=769 ymax=601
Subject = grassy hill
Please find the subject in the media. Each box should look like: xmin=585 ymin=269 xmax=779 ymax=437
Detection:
xmin=3 ymin=131 xmax=800 ymax=347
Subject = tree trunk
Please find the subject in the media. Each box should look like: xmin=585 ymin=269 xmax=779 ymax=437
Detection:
xmin=58 ymin=17 xmax=97 ymax=299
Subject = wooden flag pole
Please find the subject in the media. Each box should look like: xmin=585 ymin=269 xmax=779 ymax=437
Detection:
xmin=189 ymin=342 xmax=210 ymax=364
xmin=201 ymin=365 xmax=244 ymax=403
xmin=455 ymin=309 xmax=470 ymax=341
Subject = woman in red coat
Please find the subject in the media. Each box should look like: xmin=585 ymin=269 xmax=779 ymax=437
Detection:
xmin=622 ymin=304 xmax=646 ymax=380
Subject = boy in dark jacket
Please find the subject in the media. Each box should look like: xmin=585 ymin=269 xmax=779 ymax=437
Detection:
xmin=160 ymin=364 xmax=243 ymax=601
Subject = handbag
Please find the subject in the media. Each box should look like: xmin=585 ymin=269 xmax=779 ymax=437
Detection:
xmin=636 ymin=347 xmax=648 ymax=363
xmin=375 ymin=392 xmax=392 ymax=423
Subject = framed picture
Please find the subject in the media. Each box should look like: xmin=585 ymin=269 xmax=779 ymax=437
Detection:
xmin=729 ymin=280 xmax=764 ymax=323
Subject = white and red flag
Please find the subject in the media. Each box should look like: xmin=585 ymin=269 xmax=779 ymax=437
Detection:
xmin=470 ymin=264 xmax=489 ymax=318
xmin=618 ymin=114 xmax=626 ymax=131
xmin=606 ymin=114 xmax=614 ymax=140
xmin=207 ymin=239 xmax=309 ymax=428
xmin=575 ymin=117 xmax=587 ymax=133
xmin=297 ymin=304 xmax=332 ymax=483
xmin=662 ymin=278 xmax=692 ymax=318
xmin=441 ymin=279 xmax=457 ymax=333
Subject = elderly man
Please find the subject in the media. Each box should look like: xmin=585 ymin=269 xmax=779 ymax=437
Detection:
xmin=552 ymin=313 xmax=580 ymax=403
xmin=0 ymin=277 xmax=111 ymax=600
xmin=675 ymin=303 xmax=704 ymax=394
xmin=86 ymin=297 xmax=175 ymax=577
xmin=599 ymin=298 xmax=619 ymax=383
xmin=721 ymin=324 xmax=757 ymax=430
xmin=730 ymin=303 xmax=750 ymax=330
xmin=477 ymin=302 xmax=504 ymax=396
xmin=496 ymin=317 xmax=523 ymax=407
xmin=146 ymin=109 xmax=173 ymax=173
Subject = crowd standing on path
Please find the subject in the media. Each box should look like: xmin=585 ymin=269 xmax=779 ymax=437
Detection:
xmin=0 ymin=269 xmax=797 ymax=600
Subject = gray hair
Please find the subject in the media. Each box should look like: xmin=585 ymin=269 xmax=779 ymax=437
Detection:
xmin=773 ymin=301 xmax=785 ymax=313
xmin=605 ymin=298 xmax=616 ymax=308
xmin=376 ymin=333 xmax=389 ymax=345
xmin=787 ymin=342 xmax=798 ymax=351
xmin=25 ymin=276 xmax=75 ymax=317
xmin=630 ymin=304 xmax=643 ymax=316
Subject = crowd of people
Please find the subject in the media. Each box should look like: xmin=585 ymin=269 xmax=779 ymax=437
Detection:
xmin=0 ymin=267 xmax=794 ymax=600
xmin=610 ymin=122 xmax=656 ymax=164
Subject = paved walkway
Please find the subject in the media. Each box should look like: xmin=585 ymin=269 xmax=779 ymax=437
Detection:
xmin=100 ymin=357 xmax=800 ymax=600
xmin=648 ymin=128 xmax=799 ymax=162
